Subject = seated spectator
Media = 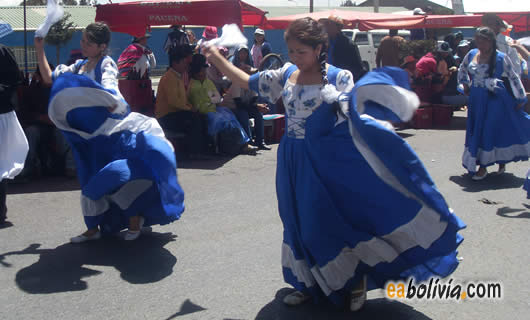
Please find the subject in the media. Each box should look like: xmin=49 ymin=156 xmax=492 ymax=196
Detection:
xmin=231 ymin=44 xmax=257 ymax=75
xmin=432 ymin=42 xmax=457 ymax=97
xmin=155 ymin=46 xmax=208 ymax=157
xmin=186 ymin=30 xmax=197 ymax=47
xmin=400 ymin=55 xmax=417 ymax=86
xmin=414 ymin=42 xmax=456 ymax=102
xmin=188 ymin=54 xmax=250 ymax=154
xmin=197 ymin=26 xmax=218 ymax=53
xmin=230 ymin=45 xmax=270 ymax=150
xmin=17 ymin=65 xmax=74 ymax=178
xmin=188 ymin=54 xmax=222 ymax=114
xmin=118 ymin=32 xmax=156 ymax=79
xmin=207 ymin=46 xmax=232 ymax=94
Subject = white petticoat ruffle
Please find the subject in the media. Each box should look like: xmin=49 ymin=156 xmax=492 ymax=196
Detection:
xmin=0 ymin=111 xmax=29 ymax=181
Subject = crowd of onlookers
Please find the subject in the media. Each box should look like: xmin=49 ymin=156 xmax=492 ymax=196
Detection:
xmin=154 ymin=25 xmax=274 ymax=160
xmin=11 ymin=25 xmax=277 ymax=182
xmin=11 ymin=12 xmax=530 ymax=183
xmin=377 ymin=11 xmax=530 ymax=108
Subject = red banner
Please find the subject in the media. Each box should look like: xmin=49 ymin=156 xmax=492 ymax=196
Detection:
xmin=261 ymin=10 xmax=424 ymax=30
xmin=96 ymin=0 xmax=266 ymax=37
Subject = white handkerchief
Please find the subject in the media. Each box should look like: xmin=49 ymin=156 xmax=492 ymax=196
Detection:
xmin=35 ymin=0 xmax=64 ymax=38
xmin=206 ymin=24 xmax=247 ymax=48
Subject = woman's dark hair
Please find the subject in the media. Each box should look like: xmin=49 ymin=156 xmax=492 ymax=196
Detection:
xmin=84 ymin=22 xmax=111 ymax=46
xmin=284 ymin=17 xmax=329 ymax=84
xmin=189 ymin=53 xmax=208 ymax=76
xmin=475 ymin=26 xmax=497 ymax=78
xmin=169 ymin=45 xmax=193 ymax=66
xmin=444 ymin=33 xmax=456 ymax=49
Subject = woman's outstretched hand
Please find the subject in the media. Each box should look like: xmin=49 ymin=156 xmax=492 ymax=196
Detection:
xmin=201 ymin=44 xmax=221 ymax=65
xmin=34 ymin=37 xmax=45 ymax=51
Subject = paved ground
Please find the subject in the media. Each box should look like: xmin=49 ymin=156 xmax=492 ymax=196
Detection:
xmin=1 ymin=111 xmax=529 ymax=320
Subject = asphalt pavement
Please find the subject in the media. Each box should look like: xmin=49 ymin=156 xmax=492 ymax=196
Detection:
xmin=1 ymin=111 xmax=529 ymax=320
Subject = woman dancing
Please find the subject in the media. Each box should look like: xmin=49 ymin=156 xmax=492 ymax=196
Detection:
xmin=203 ymin=18 xmax=465 ymax=311
xmin=35 ymin=22 xmax=185 ymax=242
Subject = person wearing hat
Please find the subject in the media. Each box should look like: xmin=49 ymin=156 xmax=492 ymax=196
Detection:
xmin=400 ymin=55 xmax=417 ymax=85
xmin=432 ymin=42 xmax=457 ymax=97
xmin=455 ymin=39 xmax=471 ymax=65
xmin=117 ymin=31 xmax=156 ymax=79
xmin=424 ymin=7 xmax=439 ymax=41
xmin=251 ymin=28 xmax=272 ymax=70
xmin=196 ymin=26 xmax=218 ymax=51
xmin=439 ymin=40 xmax=470 ymax=107
xmin=409 ymin=8 xmax=426 ymax=41
xmin=482 ymin=13 xmax=522 ymax=76
xmin=416 ymin=42 xmax=451 ymax=80
xmin=458 ymin=27 xmax=528 ymax=180
xmin=319 ymin=15 xmax=365 ymax=81
xmin=163 ymin=25 xmax=190 ymax=54
xmin=414 ymin=42 xmax=456 ymax=102
xmin=156 ymin=45 xmax=209 ymax=158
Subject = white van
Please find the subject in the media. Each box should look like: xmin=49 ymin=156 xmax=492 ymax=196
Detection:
xmin=341 ymin=29 xmax=410 ymax=71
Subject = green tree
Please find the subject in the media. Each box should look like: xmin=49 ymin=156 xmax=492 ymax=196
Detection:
xmin=45 ymin=12 xmax=77 ymax=65
xmin=61 ymin=0 xmax=78 ymax=5
xmin=19 ymin=0 xmax=47 ymax=5
xmin=340 ymin=1 xmax=355 ymax=7
xmin=79 ymin=0 xmax=96 ymax=5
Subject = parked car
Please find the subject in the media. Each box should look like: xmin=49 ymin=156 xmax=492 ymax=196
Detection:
xmin=341 ymin=29 xmax=411 ymax=71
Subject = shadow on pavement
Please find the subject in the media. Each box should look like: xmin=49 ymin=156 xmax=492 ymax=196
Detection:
xmin=0 ymin=232 xmax=177 ymax=294
xmin=396 ymin=132 xmax=415 ymax=139
xmin=496 ymin=206 xmax=530 ymax=219
xmin=177 ymin=155 xmax=235 ymax=170
xmin=164 ymin=299 xmax=207 ymax=319
xmin=177 ymin=146 xmax=271 ymax=170
xmin=449 ymin=173 xmax=525 ymax=192
xmin=254 ymin=288 xmax=432 ymax=320
xmin=7 ymin=176 xmax=80 ymax=195
xmin=440 ymin=114 xmax=467 ymax=131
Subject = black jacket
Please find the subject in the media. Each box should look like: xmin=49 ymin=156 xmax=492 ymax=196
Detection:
xmin=330 ymin=33 xmax=366 ymax=82
xmin=0 ymin=44 xmax=21 ymax=114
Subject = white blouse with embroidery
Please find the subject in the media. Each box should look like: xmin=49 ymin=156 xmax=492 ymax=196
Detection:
xmin=458 ymin=50 xmax=526 ymax=101
xmin=53 ymin=56 xmax=120 ymax=93
xmin=250 ymin=63 xmax=354 ymax=139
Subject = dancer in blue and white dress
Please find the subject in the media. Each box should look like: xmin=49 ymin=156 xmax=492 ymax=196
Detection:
xmin=204 ymin=18 xmax=465 ymax=311
xmin=35 ymin=23 xmax=185 ymax=242
xmin=458 ymin=27 xmax=529 ymax=180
